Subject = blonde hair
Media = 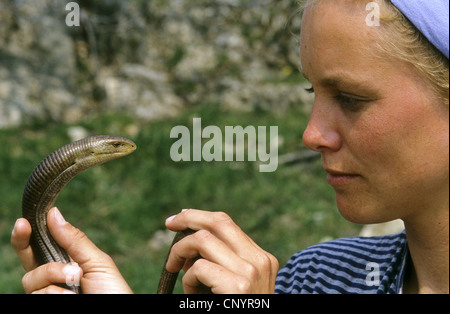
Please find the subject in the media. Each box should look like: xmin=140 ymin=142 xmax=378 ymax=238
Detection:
xmin=300 ymin=0 xmax=449 ymax=106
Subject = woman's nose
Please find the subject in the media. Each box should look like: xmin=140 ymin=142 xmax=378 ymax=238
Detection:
xmin=302 ymin=102 xmax=342 ymax=153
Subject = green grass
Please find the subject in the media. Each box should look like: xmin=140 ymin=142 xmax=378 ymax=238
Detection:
xmin=0 ymin=104 xmax=360 ymax=293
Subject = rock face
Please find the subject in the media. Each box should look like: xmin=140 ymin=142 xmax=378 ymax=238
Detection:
xmin=0 ymin=0 xmax=77 ymax=127
xmin=0 ymin=0 xmax=312 ymax=128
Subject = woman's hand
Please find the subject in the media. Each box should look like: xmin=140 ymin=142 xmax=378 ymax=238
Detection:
xmin=11 ymin=207 xmax=132 ymax=294
xmin=165 ymin=209 xmax=279 ymax=294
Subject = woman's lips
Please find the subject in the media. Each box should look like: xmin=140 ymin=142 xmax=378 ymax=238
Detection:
xmin=325 ymin=169 xmax=360 ymax=187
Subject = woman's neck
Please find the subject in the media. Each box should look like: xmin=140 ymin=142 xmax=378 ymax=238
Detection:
xmin=403 ymin=202 xmax=449 ymax=294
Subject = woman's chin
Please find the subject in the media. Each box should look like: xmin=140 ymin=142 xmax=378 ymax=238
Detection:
xmin=335 ymin=194 xmax=397 ymax=225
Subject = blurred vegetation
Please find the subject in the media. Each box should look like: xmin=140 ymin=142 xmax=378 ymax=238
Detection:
xmin=0 ymin=105 xmax=360 ymax=293
xmin=0 ymin=0 xmax=307 ymax=127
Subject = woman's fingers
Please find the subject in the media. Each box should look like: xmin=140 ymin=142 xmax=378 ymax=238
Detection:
xmin=31 ymin=285 xmax=76 ymax=294
xmin=47 ymin=207 xmax=107 ymax=267
xmin=14 ymin=208 xmax=132 ymax=294
xmin=165 ymin=209 xmax=279 ymax=294
xmin=167 ymin=210 xmax=261 ymax=257
xmin=183 ymin=259 xmax=251 ymax=294
xmin=11 ymin=218 xmax=38 ymax=272
xmin=11 ymin=206 xmax=104 ymax=273
xmin=22 ymin=262 xmax=82 ymax=294
xmin=167 ymin=229 xmax=249 ymax=275
xmin=46 ymin=207 xmax=133 ymax=293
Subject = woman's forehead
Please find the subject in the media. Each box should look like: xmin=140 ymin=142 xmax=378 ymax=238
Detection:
xmin=301 ymin=0 xmax=379 ymax=42
xmin=300 ymin=1 xmax=387 ymax=78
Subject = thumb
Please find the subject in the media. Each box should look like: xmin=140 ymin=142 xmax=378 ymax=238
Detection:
xmin=47 ymin=207 xmax=108 ymax=267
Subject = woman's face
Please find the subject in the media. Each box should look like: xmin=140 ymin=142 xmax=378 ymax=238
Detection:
xmin=301 ymin=1 xmax=449 ymax=224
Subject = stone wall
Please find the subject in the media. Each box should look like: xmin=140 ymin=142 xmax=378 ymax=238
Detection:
xmin=0 ymin=0 xmax=313 ymax=128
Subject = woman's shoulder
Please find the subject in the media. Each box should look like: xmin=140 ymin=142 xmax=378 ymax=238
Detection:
xmin=276 ymin=231 xmax=407 ymax=294
xmin=300 ymin=231 xmax=407 ymax=258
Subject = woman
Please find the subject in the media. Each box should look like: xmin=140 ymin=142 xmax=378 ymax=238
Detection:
xmin=12 ymin=0 xmax=449 ymax=294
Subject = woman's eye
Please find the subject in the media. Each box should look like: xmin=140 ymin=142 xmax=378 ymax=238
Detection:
xmin=335 ymin=94 xmax=359 ymax=107
xmin=304 ymin=86 xmax=371 ymax=112
xmin=334 ymin=93 xmax=370 ymax=112
xmin=305 ymin=86 xmax=315 ymax=94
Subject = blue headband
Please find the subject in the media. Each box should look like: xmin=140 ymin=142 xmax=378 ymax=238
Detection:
xmin=391 ymin=0 xmax=449 ymax=59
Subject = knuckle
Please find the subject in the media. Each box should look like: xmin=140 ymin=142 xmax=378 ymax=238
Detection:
xmin=71 ymin=227 xmax=88 ymax=243
xmin=65 ymin=227 xmax=88 ymax=253
xmin=194 ymin=229 xmax=213 ymax=243
xmin=213 ymin=211 xmax=232 ymax=224
xmin=257 ymin=253 xmax=274 ymax=271
xmin=181 ymin=208 xmax=193 ymax=219
xmin=269 ymin=254 xmax=279 ymax=271
xmin=191 ymin=258 xmax=208 ymax=270
xmin=22 ymin=263 xmax=65 ymax=294
xmin=243 ymin=262 xmax=259 ymax=281
xmin=253 ymin=251 xmax=279 ymax=275
xmin=239 ymin=262 xmax=260 ymax=281
xmin=21 ymin=273 xmax=31 ymax=291
xmin=182 ymin=258 xmax=208 ymax=281
xmin=98 ymin=251 xmax=115 ymax=265
xmin=43 ymin=262 xmax=60 ymax=277
xmin=234 ymin=276 xmax=252 ymax=293
xmin=181 ymin=271 xmax=190 ymax=286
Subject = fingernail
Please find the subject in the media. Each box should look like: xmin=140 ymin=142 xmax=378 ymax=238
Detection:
xmin=63 ymin=263 xmax=82 ymax=288
xmin=182 ymin=208 xmax=191 ymax=212
xmin=53 ymin=207 xmax=66 ymax=225
xmin=166 ymin=215 xmax=177 ymax=224
xmin=11 ymin=219 xmax=19 ymax=236
xmin=63 ymin=263 xmax=81 ymax=277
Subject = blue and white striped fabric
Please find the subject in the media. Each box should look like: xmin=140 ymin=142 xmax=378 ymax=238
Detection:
xmin=275 ymin=231 xmax=408 ymax=294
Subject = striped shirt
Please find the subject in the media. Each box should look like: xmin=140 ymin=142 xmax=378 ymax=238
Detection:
xmin=275 ymin=231 xmax=408 ymax=294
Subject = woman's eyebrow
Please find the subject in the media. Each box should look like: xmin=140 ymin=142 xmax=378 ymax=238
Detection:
xmin=321 ymin=75 xmax=376 ymax=92
xmin=301 ymin=70 xmax=376 ymax=92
